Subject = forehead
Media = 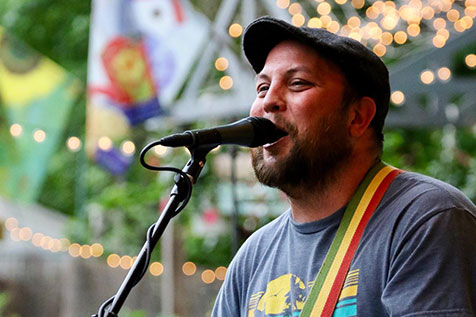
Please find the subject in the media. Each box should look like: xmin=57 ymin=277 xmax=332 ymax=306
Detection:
xmin=259 ymin=40 xmax=344 ymax=79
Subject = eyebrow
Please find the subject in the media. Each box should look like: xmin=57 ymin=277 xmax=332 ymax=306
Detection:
xmin=255 ymin=66 xmax=313 ymax=81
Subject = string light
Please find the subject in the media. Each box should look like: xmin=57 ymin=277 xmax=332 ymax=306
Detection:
xmin=347 ymin=16 xmax=361 ymax=28
xmin=215 ymin=266 xmax=227 ymax=281
xmin=327 ymin=20 xmax=340 ymax=33
xmin=308 ymin=17 xmax=323 ymax=28
xmin=381 ymin=31 xmax=394 ymax=45
xmin=420 ymin=70 xmax=435 ymax=84
xmin=407 ymin=24 xmax=421 ymax=37
xmin=5 ymin=216 xmax=235 ymax=286
xmin=351 ymin=0 xmax=365 ymax=9
xmin=394 ymin=31 xmax=408 ymax=44
xmin=317 ymin=2 xmax=332 ymax=15
xmin=150 ymin=262 xmax=164 ymax=276
xmin=107 ymin=254 xmax=120 ymax=268
xmin=437 ymin=67 xmax=452 ymax=81
xmin=453 ymin=19 xmax=466 ymax=32
xmin=215 ymin=57 xmax=229 ymax=71
xmin=121 ymin=140 xmax=135 ymax=156
xmin=432 ymin=34 xmax=447 ymax=47
xmin=68 ymin=243 xmax=81 ymax=257
xmin=33 ymin=129 xmax=46 ymax=143
xmin=80 ymin=245 xmax=92 ymax=259
xmin=182 ymin=261 xmax=197 ymax=276
xmin=219 ymin=76 xmax=233 ymax=90
xmin=9 ymin=124 xmax=22 ymax=137
xmin=433 ymin=17 xmax=447 ymax=29
xmin=288 ymin=2 xmax=302 ymax=15
xmin=373 ymin=43 xmax=387 ymax=56
xmin=461 ymin=15 xmax=473 ymax=28
xmin=465 ymin=54 xmax=476 ymax=68
xmin=228 ymin=23 xmax=243 ymax=38
xmin=291 ymin=13 xmax=306 ymax=27
xmin=366 ymin=6 xmax=380 ymax=19
xmin=120 ymin=255 xmax=133 ymax=270
xmin=201 ymin=269 xmax=216 ymax=284
xmin=276 ymin=0 xmax=290 ymax=9
xmin=421 ymin=6 xmax=436 ymax=19
xmin=391 ymin=90 xmax=405 ymax=105
xmin=97 ymin=136 xmax=113 ymax=151
xmin=437 ymin=28 xmax=450 ymax=40
xmin=447 ymin=9 xmax=460 ymax=22
xmin=67 ymin=136 xmax=81 ymax=152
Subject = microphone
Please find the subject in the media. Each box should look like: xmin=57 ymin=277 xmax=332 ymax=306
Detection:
xmin=158 ymin=117 xmax=287 ymax=148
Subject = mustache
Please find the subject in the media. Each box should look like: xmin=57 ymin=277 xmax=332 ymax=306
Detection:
xmin=272 ymin=116 xmax=298 ymax=139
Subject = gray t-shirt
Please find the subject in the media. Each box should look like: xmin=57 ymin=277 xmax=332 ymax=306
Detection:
xmin=212 ymin=172 xmax=476 ymax=317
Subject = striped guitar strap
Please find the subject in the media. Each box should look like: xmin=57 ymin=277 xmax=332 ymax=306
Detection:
xmin=300 ymin=161 xmax=402 ymax=317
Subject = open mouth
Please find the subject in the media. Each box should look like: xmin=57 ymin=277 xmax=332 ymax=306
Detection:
xmin=264 ymin=125 xmax=288 ymax=148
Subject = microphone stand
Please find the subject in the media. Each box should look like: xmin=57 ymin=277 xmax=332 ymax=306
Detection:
xmin=92 ymin=145 xmax=214 ymax=317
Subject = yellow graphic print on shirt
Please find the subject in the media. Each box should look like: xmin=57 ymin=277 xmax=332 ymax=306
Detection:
xmin=247 ymin=270 xmax=360 ymax=317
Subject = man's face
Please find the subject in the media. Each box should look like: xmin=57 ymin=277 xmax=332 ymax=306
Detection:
xmin=249 ymin=40 xmax=353 ymax=197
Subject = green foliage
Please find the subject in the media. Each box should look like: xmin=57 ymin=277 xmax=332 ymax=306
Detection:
xmin=383 ymin=126 xmax=476 ymax=202
xmin=0 ymin=0 xmax=91 ymax=80
xmin=183 ymin=233 xmax=232 ymax=268
xmin=0 ymin=292 xmax=20 ymax=317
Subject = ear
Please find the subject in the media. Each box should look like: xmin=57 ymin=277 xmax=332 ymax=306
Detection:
xmin=348 ymin=97 xmax=376 ymax=137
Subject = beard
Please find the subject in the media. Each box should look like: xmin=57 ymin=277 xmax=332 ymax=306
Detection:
xmin=250 ymin=109 xmax=353 ymax=199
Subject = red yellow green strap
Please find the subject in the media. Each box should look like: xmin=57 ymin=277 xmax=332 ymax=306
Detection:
xmin=300 ymin=162 xmax=402 ymax=317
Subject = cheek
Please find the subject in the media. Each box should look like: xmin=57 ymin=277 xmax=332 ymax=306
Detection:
xmin=250 ymin=99 xmax=263 ymax=117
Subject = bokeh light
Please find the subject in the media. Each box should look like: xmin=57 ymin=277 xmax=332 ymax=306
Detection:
xmin=98 ymin=136 xmax=113 ymax=151
xmin=182 ymin=261 xmax=197 ymax=276
xmin=150 ymin=262 xmax=164 ymax=276
xmin=121 ymin=140 xmax=135 ymax=156
xmin=215 ymin=57 xmax=229 ymax=71
xmin=33 ymin=129 xmax=46 ymax=143
xmin=420 ymin=70 xmax=435 ymax=84
xmin=215 ymin=266 xmax=227 ymax=281
xmin=67 ymin=136 xmax=82 ymax=152
xmin=107 ymin=254 xmax=120 ymax=268
xmin=465 ymin=54 xmax=476 ymax=67
xmin=228 ymin=23 xmax=243 ymax=38
xmin=201 ymin=269 xmax=216 ymax=284
xmin=9 ymin=124 xmax=22 ymax=137
xmin=391 ymin=91 xmax=405 ymax=105
xmin=437 ymin=67 xmax=452 ymax=81
xmin=219 ymin=76 xmax=233 ymax=90
xmin=276 ymin=0 xmax=290 ymax=9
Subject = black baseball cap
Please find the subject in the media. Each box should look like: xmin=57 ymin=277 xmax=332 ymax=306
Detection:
xmin=242 ymin=16 xmax=390 ymax=134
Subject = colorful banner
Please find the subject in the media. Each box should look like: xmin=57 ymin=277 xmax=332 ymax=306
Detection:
xmin=0 ymin=26 xmax=82 ymax=202
xmin=86 ymin=0 xmax=208 ymax=172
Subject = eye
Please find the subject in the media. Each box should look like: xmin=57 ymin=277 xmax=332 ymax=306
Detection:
xmin=256 ymin=83 xmax=269 ymax=96
xmin=289 ymin=78 xmax=312 ymax=91
xmin=290 ymin=79 xmax=307 ymax=86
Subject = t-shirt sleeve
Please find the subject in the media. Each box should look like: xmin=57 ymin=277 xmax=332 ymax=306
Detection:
xmin=211 ymin=263 xmax=241 ymax=317
xmin=211 ymin=238 xmax=252 ymax=317
xmin=381 ymin=207 xmax=476 ymax=316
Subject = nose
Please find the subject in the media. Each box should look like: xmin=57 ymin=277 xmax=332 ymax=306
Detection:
xmin=263 ymin=84 xmax=286 ymax=113
xmin=250 ymin=82 xmax=287 ymax=117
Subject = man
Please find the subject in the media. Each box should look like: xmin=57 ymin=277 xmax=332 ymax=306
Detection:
xmin=212 ymin=16 xmax=476 ymax=317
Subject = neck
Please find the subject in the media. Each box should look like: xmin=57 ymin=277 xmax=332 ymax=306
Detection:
xmin=287 ymin=155 xmax=379 ymax=223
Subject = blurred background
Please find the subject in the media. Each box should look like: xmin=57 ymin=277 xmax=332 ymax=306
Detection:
xmin=0 ymin=0 xmax=475 ymax=316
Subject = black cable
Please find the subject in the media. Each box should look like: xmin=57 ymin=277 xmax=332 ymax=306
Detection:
xmin=139 ymin=141 xmax=193 ymax=214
